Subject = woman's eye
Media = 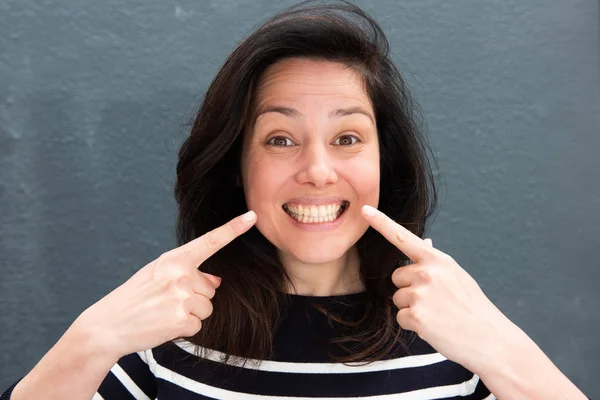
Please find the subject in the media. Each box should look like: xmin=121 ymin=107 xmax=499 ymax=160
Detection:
xmin=266 ymin=136 xmax=295 ymax=147
xmin=333 ymin=134 xmax=359 ymax=146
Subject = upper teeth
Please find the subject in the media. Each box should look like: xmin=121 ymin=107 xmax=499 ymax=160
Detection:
xmin=285 ymin=203 xmax=343 ymax=217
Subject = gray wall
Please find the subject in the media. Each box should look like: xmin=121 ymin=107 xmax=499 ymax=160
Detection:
xmin=1 ymin=0 xmax=598 ymax=396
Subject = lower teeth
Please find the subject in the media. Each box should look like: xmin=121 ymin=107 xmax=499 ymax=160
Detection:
xmin=293 ymin=216 xmax=336 ymax=223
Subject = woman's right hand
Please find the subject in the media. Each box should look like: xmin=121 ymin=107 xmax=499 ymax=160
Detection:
xmin=73 ymin=210 xmax=257 ymax=359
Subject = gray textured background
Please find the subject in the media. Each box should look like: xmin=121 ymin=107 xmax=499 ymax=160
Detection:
xmin=1 ymin=0 xmax=598 ymax=396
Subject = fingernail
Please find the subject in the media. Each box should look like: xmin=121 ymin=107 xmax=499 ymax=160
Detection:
xmin=242 ymin=210 xmax=256 ymax=222
xmin=362 ymin=205 xmax=376 ymax=216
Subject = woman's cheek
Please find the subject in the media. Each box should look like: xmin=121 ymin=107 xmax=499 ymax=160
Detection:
xmin=346 ymin=158 xmax=380 ymax=192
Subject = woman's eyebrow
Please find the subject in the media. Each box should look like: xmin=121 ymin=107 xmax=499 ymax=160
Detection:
xmin=254 ymin=105 xmax=375 ymax=125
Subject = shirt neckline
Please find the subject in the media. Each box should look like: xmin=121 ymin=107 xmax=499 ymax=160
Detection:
xmin=281 ymin=291 xmax=368 ymax=302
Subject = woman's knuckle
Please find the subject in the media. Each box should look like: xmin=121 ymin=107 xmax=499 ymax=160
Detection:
xmin=196 ymin=296 xmax=213 ymax=319
xmin=409 ymin=288 xmax=421 ymax=302
xmin=175 ymin=273 xmax=192 ymax=287
xmin=155 ymin=257 xmax=188 ymax=281
xmin=157 ymin=252 xmax=170 ymax=263
xmin=206 ymin=298 xmax=214 ymax=315
xmin=162 ymin=261 xmax=187 ymax=280
xmin=395 ymin=310 xmax=403 ymax=326
xmin=437 ymin=252 xmax=453 ymax=264
xmin=391 ymin=268 xmax=401 ymax=285
xmin=192 ymin=319 xmax=203 ymax=335
xmin=408 ymin=305 xmax=422 ymax=326
xmin=181 ymin=318 xmax=202 ymax=337
xmin=207 ymin=286 xmax=217 ymax=300
xmin=152 ymin=253 xmax=171 ymax=274
xmin=203 ymin=231 xmax=219 ymax=249
xmin=165 ymin=275 xmax=183 ymax=293
xmin=396 ymin=308 xmax=418 ymax=331
xmin=416 ymin=267 xmax=432 ymax=283
xmin=174 ymin=306 xmax=189 ymax=325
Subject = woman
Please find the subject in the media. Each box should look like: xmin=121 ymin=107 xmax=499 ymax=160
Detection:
xmin=2 ymin=1 xmax=588 ymax=399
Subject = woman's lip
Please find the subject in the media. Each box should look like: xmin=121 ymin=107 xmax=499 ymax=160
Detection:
xmin=283 ymin=196 xmax=349 ymax=206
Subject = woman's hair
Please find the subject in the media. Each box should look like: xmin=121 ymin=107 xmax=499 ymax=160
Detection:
xmin=173 ymin=0 xmax=440 ymax=366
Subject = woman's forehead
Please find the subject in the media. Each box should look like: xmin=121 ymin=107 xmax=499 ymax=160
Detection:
xmin=254 ymin=58 xmax=371 ymax=106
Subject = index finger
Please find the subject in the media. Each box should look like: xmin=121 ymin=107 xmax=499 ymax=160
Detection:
xmin=361 ymin=205 xmax=433 ymax=263
xmin=179 ymin=210 xmax=257 ymax=266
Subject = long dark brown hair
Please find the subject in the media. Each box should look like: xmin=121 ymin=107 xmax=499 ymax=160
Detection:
xmin=172 ymin=0 xmax=440 ymax=367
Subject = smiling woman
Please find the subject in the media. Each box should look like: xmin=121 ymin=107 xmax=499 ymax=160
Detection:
xmin=2 ymin=1 xmax=589 ymax=400
xmin=171 ymin=1 xmax=440 ymax=369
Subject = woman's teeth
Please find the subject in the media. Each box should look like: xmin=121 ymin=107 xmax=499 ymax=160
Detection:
xmin=283 ymin=202 xmax=347 ymax=224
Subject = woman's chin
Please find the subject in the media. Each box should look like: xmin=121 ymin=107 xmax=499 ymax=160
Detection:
xmin=286 ymin=246 xmax=350 ymax=265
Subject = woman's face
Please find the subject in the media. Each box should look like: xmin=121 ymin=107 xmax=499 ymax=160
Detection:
xmin=241 ymin=57 xmax=380 ymax=264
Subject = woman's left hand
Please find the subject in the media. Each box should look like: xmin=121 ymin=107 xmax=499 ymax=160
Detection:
xmin=361 ymin=205 xmax=518 ymax=370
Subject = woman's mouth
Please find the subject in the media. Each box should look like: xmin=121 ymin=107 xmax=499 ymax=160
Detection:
xmin=282 ymin=201 xmax=349 ymax=224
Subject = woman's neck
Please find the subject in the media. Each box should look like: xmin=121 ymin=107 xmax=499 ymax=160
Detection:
xmin=279 ymin=246 xmax=365 ymax=296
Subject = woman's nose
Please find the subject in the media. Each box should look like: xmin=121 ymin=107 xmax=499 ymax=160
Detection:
xmin=294 ymin=144 xmax=338 ymax=188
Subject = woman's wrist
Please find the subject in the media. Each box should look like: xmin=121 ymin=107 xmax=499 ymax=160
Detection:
xmin=70 ymin=311 xmax=124 ymax=363
xmin=471 ymin=324 xmax=587 ymax=399
xmin=10 ymin=318 xmax=122 ymax=400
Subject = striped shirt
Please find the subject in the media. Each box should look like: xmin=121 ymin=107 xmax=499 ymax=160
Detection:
xmin=2 ymin=292 xmax=497 ymax=399
xmin=95 ymin=292 xmax=495 ymax=399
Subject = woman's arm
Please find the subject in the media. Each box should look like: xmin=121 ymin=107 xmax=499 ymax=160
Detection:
xmin=359 ymin=208 xmax=589 ymax=399
xmin=9 ymin=316 xmax=120 ymax=400
xmin=471 ymin=322 xmax=588 ymax=400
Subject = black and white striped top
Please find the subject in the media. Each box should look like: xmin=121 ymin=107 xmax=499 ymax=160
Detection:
xmin=2 ymin=292 xmax=497 ymax=399
xmin=96 ymin=292 xmax=495 ymax=399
